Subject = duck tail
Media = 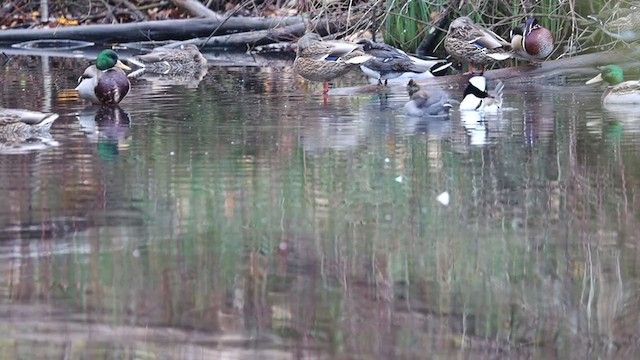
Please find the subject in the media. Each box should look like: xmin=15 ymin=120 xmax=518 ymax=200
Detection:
xmin=34 ymin=113 xmax=59 ymax=132
xmin=489 ymin=81 xmax=505 ymax=109
xmin=430 ymin=61 xmax=453 ymax=76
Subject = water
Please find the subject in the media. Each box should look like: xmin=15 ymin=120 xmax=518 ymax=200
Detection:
xmin=1 ymin=52 xmax=639 ymax=359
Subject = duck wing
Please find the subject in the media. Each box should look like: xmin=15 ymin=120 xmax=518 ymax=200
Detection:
xmin=468 ymin=24 xmax=511 ymax=49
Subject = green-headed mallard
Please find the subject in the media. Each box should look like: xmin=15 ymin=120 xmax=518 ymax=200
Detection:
xmin=0 ymin=108 xmax=59 ymax=136
xmin=76 ymin=49 xmax=131 ymax=105
xmin=459 ymin=75 xmax=504 ymax=111
xmin=588 ymin=3 xmax=640 ymax=41
xmin=586 ymin=65 xmax=640 ymax=104
xmin=293 ymin=33 xmax=372 ymax=93
xmin=130 ymin=44 xmax=207 ymax=74
xmin=510 ymin=17 xmax=554 ymax=62
xmin=444 ymin=16 xmax=512 ymax=74
xmin=356 ymin=39 xmax=451 ymax=86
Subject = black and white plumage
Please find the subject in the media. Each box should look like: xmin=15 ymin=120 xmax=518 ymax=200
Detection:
xmin=459 ymin=76 xmax=504 ymax=111
xmin=357 ymin=39 xmax=451 ymax=85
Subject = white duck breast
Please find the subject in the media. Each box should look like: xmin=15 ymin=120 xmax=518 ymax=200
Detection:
xmin=459 ymin=76 xmax=504 ymax=111
xmin=460 ymin=76 xmax=488 ymax=110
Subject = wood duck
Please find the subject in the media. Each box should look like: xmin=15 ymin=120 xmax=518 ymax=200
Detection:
xmin=510 ymin=17 xmax=554 ymax=61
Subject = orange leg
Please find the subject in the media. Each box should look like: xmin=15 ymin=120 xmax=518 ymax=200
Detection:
xmin=322 ymin=81 xmax=329 ymax=94
xmin=463 ymin=63 xmax=475 ymax=75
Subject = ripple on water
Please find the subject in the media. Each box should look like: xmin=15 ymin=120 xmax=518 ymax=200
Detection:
xmin=5 ymin=52 xmax=640 ymax=358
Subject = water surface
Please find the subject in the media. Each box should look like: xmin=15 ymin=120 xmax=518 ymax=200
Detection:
xmin=0 ymin=52 xmax=639 ymax=359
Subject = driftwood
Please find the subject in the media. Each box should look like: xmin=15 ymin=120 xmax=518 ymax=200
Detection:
xmin=171 ymin=0 xmax=224 ymax=20
xmin=163 ymin=23 xmax=306 ymax=48
xmin=133 ymin=18 xmax=348 ymax=49
xmin=0 ymin=17 xmax=304 ymax=45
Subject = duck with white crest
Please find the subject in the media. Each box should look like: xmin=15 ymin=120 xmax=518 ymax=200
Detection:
xmin=459 ymin=75 xmax=504 ymax=111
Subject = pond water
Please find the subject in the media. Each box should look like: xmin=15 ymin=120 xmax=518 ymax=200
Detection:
xmin=1 ymin=51 xmax=639 ymax=359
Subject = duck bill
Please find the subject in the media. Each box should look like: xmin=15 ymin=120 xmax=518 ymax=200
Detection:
xmin=115 ymin=60 xmax=132 ymax=71
xmin=586 ymin=73 xmax=603 ymax=85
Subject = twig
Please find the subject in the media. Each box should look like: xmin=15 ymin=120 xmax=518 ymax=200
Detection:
xmin=114 ymin=0 xmax=147 ymax=21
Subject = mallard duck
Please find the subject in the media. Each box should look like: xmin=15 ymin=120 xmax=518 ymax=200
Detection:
xmin=0 ymin=108 xmax=59 ymax=136
xmin=588 ymin=3 xmax=640 ymax=41
xmin=510 ymin=17 xmax=554 ymax=61
xmin=459 ymin=75 xmax=504 ymax=111
xmin=130 ymin=44 xmax=207 ymax=74
xmin=444 ymin=16 xmax=512 ymax=74
xmin=76 ymin=49 xmax=131 ymax=105
xmin=293 ymin=32 xmax=372 ymax=93
xmin=403 ymin=83 xmax=453 ymax=117
xmin=586 ymin=65 xmax=640 ymax=104
xmin=356 ymin=39 xmax=451 ymax=85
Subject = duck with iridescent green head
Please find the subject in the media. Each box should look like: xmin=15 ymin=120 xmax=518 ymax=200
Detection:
xmin=76 ymin=49 xmax=131 ymax=105
xmin=586 ymin=65 xmax=640 ymax=104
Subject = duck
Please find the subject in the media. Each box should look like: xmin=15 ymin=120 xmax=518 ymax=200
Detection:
xmin=444 ymin=16 xmax=512 ymax=74
xmin=510 ymin=17 xmax=554 ymax=62
xmin=356 ymin=39 xmax=451 ymax=85
xmin=76 ymin=49 xmax=131 ymax=105
xmin=293 ymin=32 xmax=372 ymax=93
xmin=588 ymin=3 xmax=640 ymax=41
xmin=586 ymin=65 xmax=640 ymax=104
xmin=403 ymin=82 xmax=453 ymax=117
xmin=0 ymin=108 xmax=59 ymax=136
xmin=129 ymin=44 xmax=207 ymax=74
xmin=459 ymin=75 xmax=504 ymax=111
xmin=406 ymin=79 xmax=421 ymax=97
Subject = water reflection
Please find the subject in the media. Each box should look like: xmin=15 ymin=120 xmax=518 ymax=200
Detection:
xmin=1 ymin=50 xmax=640 ymax=358
xmin=77 ymin=105 xmax=131 ymax=141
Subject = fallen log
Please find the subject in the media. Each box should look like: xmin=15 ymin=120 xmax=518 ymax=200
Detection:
xmin=0 ymin=16 xmax=304 ymax=45
xmin=144 ymin=17 xmax=350 ymax=49
xmin=328 ymin=48 xmax=640 ymax=95
xmin=162 ymin=22 xmax=304 ymax=49
xmin=0 ymin=45 xmax=294 ymax=68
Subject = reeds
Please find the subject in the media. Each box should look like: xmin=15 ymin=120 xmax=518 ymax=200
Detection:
xmin=375 ymin=0 xmax=613 ymax=56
